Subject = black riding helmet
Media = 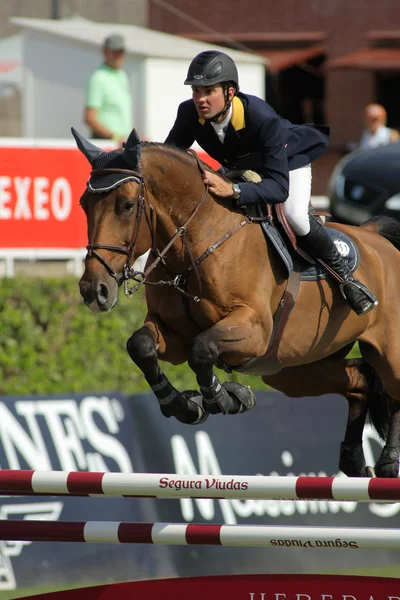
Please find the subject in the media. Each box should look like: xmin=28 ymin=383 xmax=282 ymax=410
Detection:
xmin=184 ymin=51 xmax=239 ymax=121
xmin=184 ymin=50 xmax=239 ymax=88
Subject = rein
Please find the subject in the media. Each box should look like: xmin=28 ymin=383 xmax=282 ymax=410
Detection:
xmin=86 ymin=154 xmax=263 ymax=302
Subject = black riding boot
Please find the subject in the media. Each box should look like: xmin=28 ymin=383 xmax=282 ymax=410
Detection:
xmin=298 ymin=218 xmax=378 ymax=316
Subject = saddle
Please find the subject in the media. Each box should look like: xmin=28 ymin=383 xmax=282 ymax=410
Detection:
xmin=225 ymin=169 xmax=358 ymax=281
xmin=225 ymin=168 xmax=330 ymax=264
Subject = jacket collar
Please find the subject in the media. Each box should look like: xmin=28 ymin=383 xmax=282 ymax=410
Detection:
xmin=198 ymin=95 xmax=245 ymax=130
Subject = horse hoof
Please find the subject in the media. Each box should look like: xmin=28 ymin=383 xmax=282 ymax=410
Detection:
xmin=375 ymin=446 xmax=400 ymax=478
xmin=365 ymin=466 xmax=376 ymax=478
xmin=177 ymin=390 xmax=209 ymax=425
xmin=222 ymin=381 xmax=256 ymax=413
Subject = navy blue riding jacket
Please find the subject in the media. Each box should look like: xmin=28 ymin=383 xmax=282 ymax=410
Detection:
xmin=164 ymin=92 xmax=330 ymax=208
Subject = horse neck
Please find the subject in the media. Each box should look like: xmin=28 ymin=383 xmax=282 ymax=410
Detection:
xmin=143 ymin=148 xmax=238 ymax=263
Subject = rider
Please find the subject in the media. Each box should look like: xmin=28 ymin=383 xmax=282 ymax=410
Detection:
xmin=164 ymin=50 xmax=378 ymax=316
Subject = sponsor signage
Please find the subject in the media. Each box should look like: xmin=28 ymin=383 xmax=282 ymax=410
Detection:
xmin=0 ymin=146 xmax=89 ymax=248
xmin=0 ymin=142 xmax=219 ymax=249
xmin=18 ymin=574 xmax=400 ymax=599
xmin=158 ymin=475 xmax=249 ymax=491
xmin=0 ymin=391 xmax=399 ymax=590
xmin=0 ymin=393 xmax=163 ymax=590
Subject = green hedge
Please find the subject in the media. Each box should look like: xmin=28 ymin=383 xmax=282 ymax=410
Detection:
xmin=0 ymin=278 xmax=264 ymax=396
xmin=0 ymin=278 xmax=361 ymax=397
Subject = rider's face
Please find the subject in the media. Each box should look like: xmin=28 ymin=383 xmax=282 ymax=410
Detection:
xmin=191 ymin=85 xmax=234 ymax=121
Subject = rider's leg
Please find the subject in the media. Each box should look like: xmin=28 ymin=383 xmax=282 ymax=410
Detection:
xmin=283 ymin=164 xmax=378 ymax=316
xmin=282 ymin=163 xmax=313 ymax=236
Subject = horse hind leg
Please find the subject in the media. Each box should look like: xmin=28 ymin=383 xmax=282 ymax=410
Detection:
xmin=339 ymin=360 xmax=390 ymax=477
xmin=126 ymin=324 xmax=209 ymax=425
xmin=263 ymin=355 xmax=381 ymax=477
xmin=360 ymin=342 xmax=400 ymax=478
xmin=338 ymin=360 xmax=370 ymax=477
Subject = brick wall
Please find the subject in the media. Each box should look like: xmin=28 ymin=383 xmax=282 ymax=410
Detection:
xmin=149 ymin=1 xmax=400 ymax=145
xmin=149 ymin=0 xmax=400 ymax=192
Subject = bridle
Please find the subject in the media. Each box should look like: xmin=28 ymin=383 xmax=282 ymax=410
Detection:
xmin=85 ymin=167 xmax=148 ymax=288
xmin=85 ymin=153 xmax=260 ymax=302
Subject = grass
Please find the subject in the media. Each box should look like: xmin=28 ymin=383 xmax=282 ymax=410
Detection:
xmin=320 ymin=564 xmax=400 ymax=578
xmin=0 ymin=582 xmax=100 ymax=599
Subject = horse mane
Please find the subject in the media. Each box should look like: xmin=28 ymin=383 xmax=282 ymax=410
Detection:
xmin=141 ymin=142 xmax=216 ymax=174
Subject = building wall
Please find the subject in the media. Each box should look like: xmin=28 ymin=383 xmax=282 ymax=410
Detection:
xmin=0 ymin=0 xmax=148 ymax=38
xmin=0 ymin=90 xmax=21 ymax=136
xmin=0 ymin=0 xmax=148 ymax=137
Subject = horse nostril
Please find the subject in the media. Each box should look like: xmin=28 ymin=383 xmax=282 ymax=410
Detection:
xmin=97 ymin=283 xmax=109 ymax=304
xmin=79 ymin=281 xmax=93 ymax=305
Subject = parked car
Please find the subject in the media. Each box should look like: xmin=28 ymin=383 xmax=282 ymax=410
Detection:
xmin=327 ymin=142 xmax=400 ymax=225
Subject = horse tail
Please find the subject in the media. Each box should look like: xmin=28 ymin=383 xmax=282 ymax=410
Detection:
xmin=359 ymin=360 xmax=390 ymax=441
xmin=360 ymin=215 xmax=400 ymax=251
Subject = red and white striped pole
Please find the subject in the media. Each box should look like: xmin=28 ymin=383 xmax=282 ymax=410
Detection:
xmin=0 ymin=470 xmax=399 ymax=501
xmin=1 ymin=520 xmax=400 ymax=549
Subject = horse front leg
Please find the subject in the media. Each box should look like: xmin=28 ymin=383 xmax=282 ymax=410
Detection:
xmin=126 ymin=321 xmax=208 ymax=425
xmin=187 ymin=308 xmax=265 ymax=415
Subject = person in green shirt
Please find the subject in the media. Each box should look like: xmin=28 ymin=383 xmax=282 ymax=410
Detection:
xmin=84 ymin=34 xmax=133 ymax=143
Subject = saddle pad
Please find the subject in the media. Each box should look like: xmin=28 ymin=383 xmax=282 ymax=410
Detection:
xmin=260 ymin=220 xmax=359 ymax=282
xmin=260 ymin=219 xmax=293 ymax=277
xmin=295 ymin=228 xmax=359 ymax=281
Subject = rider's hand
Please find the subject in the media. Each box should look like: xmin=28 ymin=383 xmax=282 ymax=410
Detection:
xmin=202 ymin=172 xmax=236 ymax=199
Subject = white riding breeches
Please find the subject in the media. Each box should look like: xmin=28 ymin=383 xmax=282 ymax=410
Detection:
xmin=282 ymin=163 xmax=312 ymax=236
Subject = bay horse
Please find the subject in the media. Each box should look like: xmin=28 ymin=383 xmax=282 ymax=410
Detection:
xmin=73 ymin=127 xmax=400 ymax=479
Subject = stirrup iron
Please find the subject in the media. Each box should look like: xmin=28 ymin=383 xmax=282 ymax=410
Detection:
xmin=339 ymin=278 xmax=378 ymax=304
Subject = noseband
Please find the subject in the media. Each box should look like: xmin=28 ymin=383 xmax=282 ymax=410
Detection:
xmin=85 ymin=168 xmax=150 ymax=293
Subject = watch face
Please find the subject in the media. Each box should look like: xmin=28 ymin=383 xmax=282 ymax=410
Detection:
xmin=232 ymin=184 xmax=241 ymax=200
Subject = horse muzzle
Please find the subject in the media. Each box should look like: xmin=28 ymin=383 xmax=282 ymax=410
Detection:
xmin=79 ymin=276 xmax=119 ymax=313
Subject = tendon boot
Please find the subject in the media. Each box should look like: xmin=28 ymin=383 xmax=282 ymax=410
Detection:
xmin=298 ymin=218 xmax=378 ymax=316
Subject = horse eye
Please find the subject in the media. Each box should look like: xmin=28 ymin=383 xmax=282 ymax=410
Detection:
xmin=123 ymin=200 xmax=135 ymax=212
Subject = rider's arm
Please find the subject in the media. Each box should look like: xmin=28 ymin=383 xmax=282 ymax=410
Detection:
xmin=164 ymin=102 xmax=196 ymax=149
xmin=235 ymin=117 xmax=289 ymax=208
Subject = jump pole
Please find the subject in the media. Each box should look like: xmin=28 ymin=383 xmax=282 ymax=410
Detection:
xmin=1 ymin=520 xmax=400 ymax=549
xmin=0 ymin=470 xmax=400 ymax=501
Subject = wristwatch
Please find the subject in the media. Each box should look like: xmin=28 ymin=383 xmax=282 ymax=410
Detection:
xmin=232 ymin=183 xmax=241 ymax=201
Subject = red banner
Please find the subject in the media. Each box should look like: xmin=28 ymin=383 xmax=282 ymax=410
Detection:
xmin=17 ymin=574 xmax=400 ymax=599
xmin=0 ymin=145 xmax=219 ymax=249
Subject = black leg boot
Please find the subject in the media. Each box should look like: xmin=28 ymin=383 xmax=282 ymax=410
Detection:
xmin=298 ymin=218 xmax=378 ymax=316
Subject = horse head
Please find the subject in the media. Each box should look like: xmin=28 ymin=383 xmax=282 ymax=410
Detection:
xmin=72 ymin=128 xmax=153 ymax=312
xmin=74 ymin=128 xmax=230 ymax=313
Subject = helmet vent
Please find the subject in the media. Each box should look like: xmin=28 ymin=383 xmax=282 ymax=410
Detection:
xmin=206 ymin=61 xmax=223 ymax=80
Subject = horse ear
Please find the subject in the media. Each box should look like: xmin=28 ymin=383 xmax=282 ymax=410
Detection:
xmin=123 ymin=128 xmax=141 ymax=169
xmin=71 ymin=127 xmax=104 ymax=165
